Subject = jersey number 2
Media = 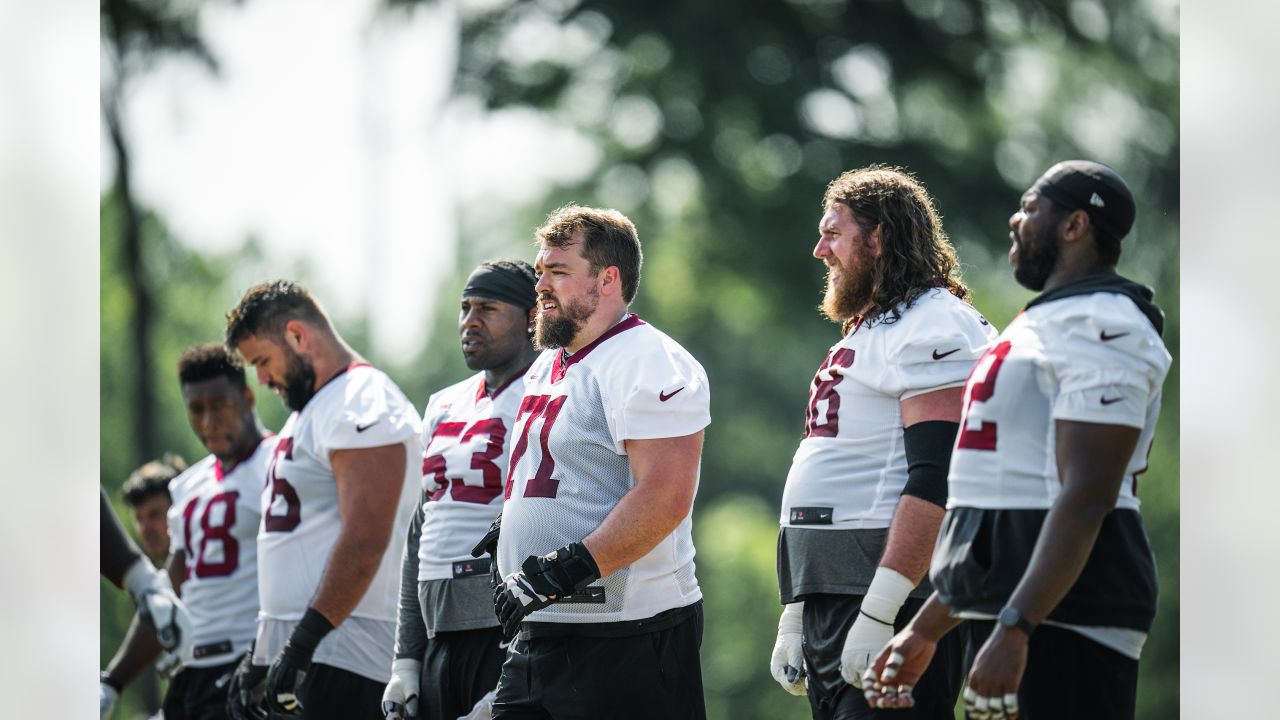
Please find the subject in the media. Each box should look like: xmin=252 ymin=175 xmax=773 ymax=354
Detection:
xmin=956 ymin=340 xmax=1012 ymax=451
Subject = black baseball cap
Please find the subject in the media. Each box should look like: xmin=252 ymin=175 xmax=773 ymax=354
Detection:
xmin=1030 ymin=160 xmax=1136 ymax=240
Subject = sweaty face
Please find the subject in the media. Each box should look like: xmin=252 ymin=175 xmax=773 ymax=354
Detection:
xmin=236 ymin=335 xmax=318 ymax=412
xmin=533 ymin=239 xmax=603 ymax=350
xmin=182 ymin=375 xmax=255 ymax=460
xmin=459 ymin=296 xmax=533 ymax=371
xmin=1009 ymin=191 xmax=1063 ymax=291
xmin=131 ymin=494 xmax=171 ymax=561
xmin=814 ymin=202 xmax=879 ymax=323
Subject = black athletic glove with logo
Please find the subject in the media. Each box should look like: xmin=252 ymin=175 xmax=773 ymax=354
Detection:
xmin=265 ymin=608 xmax=333 ymax=716
xmin=226 ymin=645 xmax=269 ymax=720
xmin=471 ymin=513 xmax=502 ymax=589
xmin=494 ymin=542 xmax=600 ymax=638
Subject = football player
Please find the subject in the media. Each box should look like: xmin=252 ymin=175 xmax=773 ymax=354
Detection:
xmin=100 ymin=457 xmax=188 ymax=719
xmin=862 ymin=161 xmax=1171 ymax=720
xmin=382 ymin=260 xmax=539 ymax=720
xmin=490 ymin=206 xmax=711 ymax=719
xmin=225 ymin=280 xmax=423 ymax=720
xmin=771 ymin=166 xmax=996 ymax=719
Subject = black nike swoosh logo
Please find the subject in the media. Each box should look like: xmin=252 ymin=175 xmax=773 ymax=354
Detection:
xmin=1100 ymin=396 xmax=1123 ymax=405
xmin=356 ymin=420 xmax=380 ymax=432
xmin=1100 ymin=330 xmax=1130 ymax=341
xmin=932 ymin=348 xmax=961 ymax=360
xmin=659 ymin=387 xmax=685 ymax=402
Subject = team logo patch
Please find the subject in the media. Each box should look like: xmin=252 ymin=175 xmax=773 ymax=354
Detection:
xmin=789 ymin=507 xmax=833 ymax=525
xmin=192 ymin=639 xmax=233 ymax=659
xmin=452 ymin=558 xmax=492 ymax=578
xmin=1090 ymin=192 xmax=1106 ymax=208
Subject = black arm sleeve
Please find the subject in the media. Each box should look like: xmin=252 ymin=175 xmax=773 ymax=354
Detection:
xmin=101 ymin=488 xmax=143 ymax=587
xmin=393 ymin=490 xmax=428 ymax=661
xmin=901 ymin=421 xmax=960 ymax=508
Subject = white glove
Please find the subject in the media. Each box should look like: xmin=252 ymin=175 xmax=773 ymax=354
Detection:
xmin=456 ymin=689 xmax=495 ymax=720
xmin=123 ymin=558 xmax=193 ymax=660
xmin=381 ymin=658 xmax=422 ymax=719
xmin=769 ymin=602 xmax=808 ymax=696
xmin=100 ymin=680 xmax=119 ymax=719
xmin=840 ymin=567 xmax=914 ymax=688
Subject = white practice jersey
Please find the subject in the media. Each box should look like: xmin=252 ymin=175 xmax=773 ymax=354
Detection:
xmin=417 ymin=370 xmax=528 ymax=581
xmin=947 ymin=292 xmax=1171 ymax=510
xmin=258 ymin=364 xmax=422 ymax=623
xmin=166 ymin=437 xmax=275 ymax=667
xmin=498 ymin=315 xmax=710 ymax=623
xmin=780 ymin=289 xmax=996 ymax=530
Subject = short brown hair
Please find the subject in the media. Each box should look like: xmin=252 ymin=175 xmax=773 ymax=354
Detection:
xmin=535 ymin=205 xmax=643 ymax=303
xmin=122 ymin=454 xmax=187 ymax=507
xmin=823 ymin=166 xmax=968 ymax=326
xmin=225 ymin=280 xmax=329 ymax=347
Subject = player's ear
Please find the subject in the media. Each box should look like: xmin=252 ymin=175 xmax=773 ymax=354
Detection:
xmin=283 ymin=319 xmax=307 ymax=352
xmin=600 ymin=265 xmax=621 ymax=297
xmin=867 ymin=224 xmax=883 ymax=255
xmin=1063 ymin=209 xmax=1091 ymax=245
xmin=243 ymin=384 xmax=255 ymax=408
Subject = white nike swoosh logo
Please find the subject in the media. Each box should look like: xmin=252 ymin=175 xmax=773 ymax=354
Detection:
xmin=498 ymin=639 xmax=512 ymax=649
xmin=215 ymin=672 xmax=233 ymax=689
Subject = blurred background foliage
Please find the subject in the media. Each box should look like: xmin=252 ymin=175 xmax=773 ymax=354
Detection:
xmin=101 ymin=0 xmax=1178 ymax=718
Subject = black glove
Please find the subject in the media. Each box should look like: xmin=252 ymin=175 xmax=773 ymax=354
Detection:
xmin=265 ymin=608 xmax=334 ymax=716
xmin=226 ymin=647 xmax=269 ymax=720
xmin=494 ymin=542 xmax=600 ymax=638
xmin=471 ymin=513 xmax=502 ymax=588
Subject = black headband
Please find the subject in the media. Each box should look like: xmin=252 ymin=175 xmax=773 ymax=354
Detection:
xmin=462 ymin=264 xmax=537 ymax=312
xmin=1031 ymin=160 xmax=1136 ymax=240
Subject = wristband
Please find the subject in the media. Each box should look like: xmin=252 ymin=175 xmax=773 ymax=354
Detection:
xmin=859 ymin=567 xmax=915 ymax=625
xmin=286 ymin=607 xmax=335 ymax=659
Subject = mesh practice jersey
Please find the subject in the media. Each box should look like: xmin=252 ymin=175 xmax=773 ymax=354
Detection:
xmin=780 ymin=288 xmax=996 ymax=530
xmin=417 ymin=370 xmax=527 ymax=581
xmin=258 ymin=364 xmax=423 ymax=623
xmin=166 ymin=437 xmax=276 ymax=667
xmin=498 ymin=315 xmax=710 ymax=624
xmin=931 ymin=283 xmax=1172 ymax=644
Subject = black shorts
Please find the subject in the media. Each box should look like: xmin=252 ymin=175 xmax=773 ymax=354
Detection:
xmin=295 ymin=663 xmax=385 ymax=720
xmin=492 ymin=602 xmax=706 ymax=720
xmin=966 ymin=621 xmax=1139 ymax=720
xmin=802 ymin=593 xmax=969 ymax=720
xmin=419 ymin=625 xmax=507 ymax=720
xmin=162 ymin=659 xmax=239 ymax=720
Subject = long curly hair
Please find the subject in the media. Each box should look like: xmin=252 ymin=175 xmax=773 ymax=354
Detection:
xmin=823 ymin=166 xmax=968 ymax=332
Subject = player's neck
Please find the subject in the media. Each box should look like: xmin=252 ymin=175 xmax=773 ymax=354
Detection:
xmin=565 ymin=306 xmax=629 ymax=354
xmin=484 ymin=345 xmax=539 ymax=393
xmin=308 ymin=339 xmax=362 ymax=391
xmin=1041 ymin=245 xmax=1113 ymax=293
xmin=216 ymin=427 xmax=265 ymax=472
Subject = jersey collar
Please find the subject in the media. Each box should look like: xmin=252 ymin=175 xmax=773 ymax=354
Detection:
xmin=475 ymin=361 xmax=536 ymax=403
xmin=213 ymin=432 xmax=273 ymax=481
xmin=550 ymin=313 xmax=645 ymax=383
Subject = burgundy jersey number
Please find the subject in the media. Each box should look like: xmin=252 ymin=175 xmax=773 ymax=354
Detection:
xmin=956 ymin=340 xmax=1012 ymax=451
xmin=505 ymin=394 xmax=568 ymax=499
xmin=181 ymin=491 xmax=241 ymax=579
xmin=421 ymin=418 xmax=508 ymax=505
xmin=804 ymin=349 xmax=856 ymax=438
xmin=264 ymin=437 xmax=302 ymax=532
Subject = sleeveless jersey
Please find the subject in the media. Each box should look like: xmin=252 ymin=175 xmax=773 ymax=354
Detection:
xmin=258 ymin=364 xmax=423 ymax=623
xmin=931 ymin=287 xmax=1171 ymax=654
xmin=417 ymin=370 xmax=527 ymax=581
xmin=780 ymin=288 xmax=996 ymax=530
xmin=498 ymin=315 xmax=710 ymax=623
xmin=166 ymin=436 xmax=275 ymax=667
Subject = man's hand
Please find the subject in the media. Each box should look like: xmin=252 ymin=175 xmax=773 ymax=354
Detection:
xmin=471 ymin=514 xmax=502 ymax=588
xmin=861 ymin=626 xmax=939 ymax=710
xmin=494 ymin=542 xmax=600 ymax=638
xmin=99 ymin=676 xmax=119 ymax=719
xmin=839 ymin=567 xmax=914 ymax=688
xmin=123 ymin=559 xmax=193 ymax=658
xmin=225 ymin=650 xmax=269 ymax=720
xmin=963 ymin=626 xmax=1027 ymax=719
xmin=265 ymin=608 xmax=334 ymax=716
xmin=457 ymin=688 xmax=496 ymax=720
xmin=769 ymin=602 xmax=807 ymax=696
xmin=381 ymin=658 xmax=421 ymax=720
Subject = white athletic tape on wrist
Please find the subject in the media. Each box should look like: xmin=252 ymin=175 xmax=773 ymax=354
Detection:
xmin=777 ymin=601 xmax=804 ymax=634
xmin=122 ymin=557 xmax=160 ymax=599
xmin=860 ymin=567 xmax=914 ymax=624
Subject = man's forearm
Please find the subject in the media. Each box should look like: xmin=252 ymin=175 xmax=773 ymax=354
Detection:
xmin=878 ymin=495 xmax=945 ymax=585
xmin=101 ymin=489 xmax=143 ymax=586
xmin=393 ymin=495 xmax=428 ymax=660
xmin=583 ymin=478 xmax=692 ymax=578
xmin=105 ymin=613 xmax=164 ymax=688
xmin=1004 ymin=486 xmax=1112 ymax=624
xmin=310 ymin=527 xmax=395 ymax=625
xmin=908 ymin=592 xmax=964 ymax=641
